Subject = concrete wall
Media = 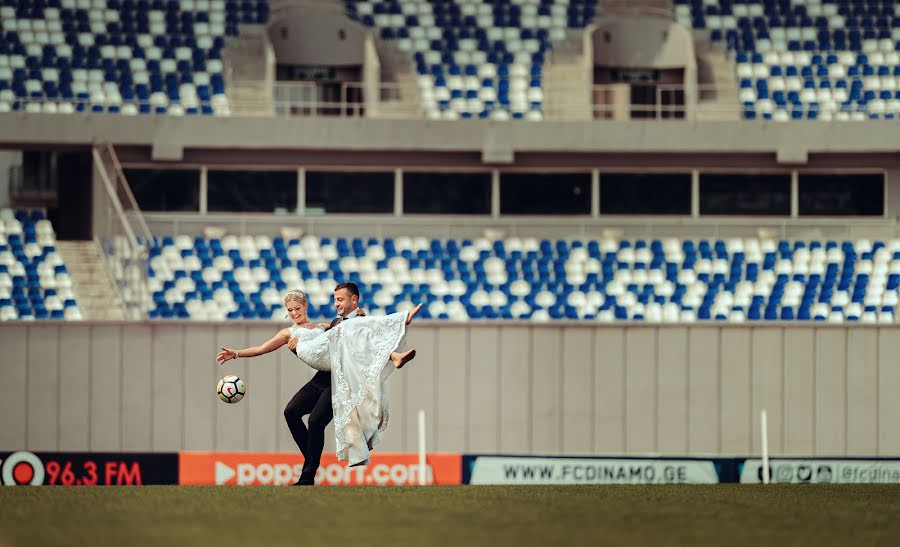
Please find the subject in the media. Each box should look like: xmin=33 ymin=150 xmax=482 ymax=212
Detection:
xmin=139 ymin=210 xmax=900 ymax=241
xmin=268 ymin=6 xmax=366 ymax=66
xmin=1 ymin=116 xmax=898 ymax=212
xmin=2 ymin=322 xmax=897 ymax=457
xmin=886 ymin=166 xmax=900 ymax=218
xmin=0 ymin=114 xmax=897 ymax=223
xmin=0 ymin=114 xmax=897 ymax=166
xmin=0 ymin=150 xmax=21 ymax=208
xmin=592 ymin=17 xmax=695 ymax=69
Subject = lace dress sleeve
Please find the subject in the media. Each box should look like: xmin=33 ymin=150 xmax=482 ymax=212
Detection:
xmin=292 ymin=325 xmax=331 ymax=371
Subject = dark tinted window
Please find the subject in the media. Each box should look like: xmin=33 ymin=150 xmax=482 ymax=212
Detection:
xmin=799 ymin=173 xmax=884 ymax=216
xmin=700 ymin=174 xmax=790 ymax=215
xmin=404 ymin=172 xmax=491 ymax=214
xmin=600 ymin=173 xmax=691 ymax=215
xmin=500 ymin=173 xmax=590 ymax=214
xmin=50 ymin=150 xmax=93 ymax=240
xmin=125 ymin=169 xmax=200 ymax=212
xmin=306 ymin=171 xmax=394 ymax=213
xmin=207 ymin=170 xmax=297 ymax=212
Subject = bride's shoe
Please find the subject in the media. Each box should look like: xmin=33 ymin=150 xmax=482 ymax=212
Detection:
xmin=391 ymin=349 xmax=416 ymax=369
xmin=406 ymin=303 xmax=423 ymax=325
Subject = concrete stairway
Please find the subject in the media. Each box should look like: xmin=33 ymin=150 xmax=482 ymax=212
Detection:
xmin=223 ymin=24 xmax=275 ymax=116
xmin=370 ymin=41 xmax=421 ymax=119
xmin=543 ymin=31 xmax=594 ymax=121
xmin=694 ymin=43 xmax=741 ymax=121
xmin=55 ymin=241 xmax=126 ymax=321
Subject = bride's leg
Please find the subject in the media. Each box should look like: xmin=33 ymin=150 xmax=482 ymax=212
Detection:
xmin=390 ymin=349 xmax=416 ymax=369
xmin=405 ymin=303 xmax=423 ymax=325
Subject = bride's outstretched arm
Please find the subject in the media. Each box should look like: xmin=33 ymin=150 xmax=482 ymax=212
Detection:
xmin=217 ymin=328 xmax=291 ymax=364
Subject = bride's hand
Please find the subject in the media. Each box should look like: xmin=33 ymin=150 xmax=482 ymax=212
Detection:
xmin=216 ymin=347 xmax=237 ymax=365
xmin=356 ymin=308 xmax=366 ymax=317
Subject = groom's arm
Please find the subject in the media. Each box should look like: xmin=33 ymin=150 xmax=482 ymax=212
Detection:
xmin=287 ymin=323 xmax=332 ymax=352
xmin=321 ymin=317 xmax=340 ymax=332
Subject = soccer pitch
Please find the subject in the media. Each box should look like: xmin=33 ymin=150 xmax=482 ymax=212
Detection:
xmin=1 ymin=485 xmax=899 ymax=547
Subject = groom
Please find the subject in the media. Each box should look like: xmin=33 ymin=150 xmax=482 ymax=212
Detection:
xmin=284 ymin=281 xmax=362 ymax=485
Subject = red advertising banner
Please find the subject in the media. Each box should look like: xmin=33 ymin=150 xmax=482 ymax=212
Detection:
xmin=179 ymin=452 xmax=462 ymax=486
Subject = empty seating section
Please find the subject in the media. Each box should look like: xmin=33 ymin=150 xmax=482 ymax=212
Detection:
xmin=148 ymin=234 xmax=900 ymax=323
xmin=675 ymin=0 xmax=900 ymax=120
xmin=0 ymin=0 xmax=269 ymax=115
xmin=344 ymin=0 xmax=596 ymax=120
xmin=0 ymin=209 xmax=80 ymax=320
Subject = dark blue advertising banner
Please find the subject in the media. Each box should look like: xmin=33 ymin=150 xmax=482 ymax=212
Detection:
xmin=740 ymin=458 xmax=900 ymax=484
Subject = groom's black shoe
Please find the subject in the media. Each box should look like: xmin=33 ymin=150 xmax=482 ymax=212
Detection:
xmin=292 ymin=470 xmax=316 ymax=486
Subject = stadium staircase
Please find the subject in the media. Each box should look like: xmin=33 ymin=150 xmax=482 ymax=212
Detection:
xmin=55 ymin=241 xmax=125 ymax=320
xmin=222 ymin=24 xmax=275 ymax=116
xmin=542 ymin=29 xmax=593 ymax=120
xmin=372 ymin=38 xmax=422 ymax=118
xmin=695 ymin=41 xmax=742 ymax=120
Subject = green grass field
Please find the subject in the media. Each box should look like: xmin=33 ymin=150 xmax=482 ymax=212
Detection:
xmin=2 ymin=485 xmax=900 ymax=547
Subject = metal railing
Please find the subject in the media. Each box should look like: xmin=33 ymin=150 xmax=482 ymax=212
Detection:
xmin=265 ymin=80 xmax=418 ymax=118
xmin=0 ymin=85 xmax=707 ymax=120
xmin=258 ymin=80 xmax=725 ymax=121
xmin=4 ymin=81 xmax=899 ymax=121
xmin=140 ymin=211 xmax=900 ymax=241
xmin=540 ymin=82 xmax=733 ymax=120
xmin=92 ymin=142 xmax=153 ymax=320
xmin=6 ymin=163 xmax=53 ymax=204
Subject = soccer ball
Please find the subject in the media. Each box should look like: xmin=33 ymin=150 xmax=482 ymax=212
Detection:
xmin=217 ymin=375 xmax=246 ymax=403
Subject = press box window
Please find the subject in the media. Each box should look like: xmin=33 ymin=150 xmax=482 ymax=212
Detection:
xmin=125 ymin=169 xmax=200 ymax=212
xmin=305 ymin=171 xmax=394 ymax=213
xmin=798 ymin=173 xmax=884 ymax=216
xmin=500 ymin=173 xmax=591 ymax=215
xmin=600 ymin=173 xmax=691 ymax=215
xmin=403 ymin=172 xmax=491 ymax=214
xmin=207 ymin=170 xmax=298 ymax=213
xmin=700 ymin=174 xmax=791 ymax=216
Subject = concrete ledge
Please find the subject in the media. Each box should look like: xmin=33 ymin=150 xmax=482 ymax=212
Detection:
xmin=1 ymin=114 xmax=898 ymax=160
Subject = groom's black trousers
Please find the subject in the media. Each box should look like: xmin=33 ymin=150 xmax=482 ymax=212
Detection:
xmin=283 ymin=370 xmax=333 ymax=483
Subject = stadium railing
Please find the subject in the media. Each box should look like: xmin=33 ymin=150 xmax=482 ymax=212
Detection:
xmin=7 ymin=81 xmax=899 ymax=121
xmin=92 ymin=143 xmax=153 ymax=320
xmin=0 ymin=82 xmax=742 ymax=121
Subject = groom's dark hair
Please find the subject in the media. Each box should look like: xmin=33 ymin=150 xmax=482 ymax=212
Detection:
xmin=334 ymin=282 xmax=360 ymax=299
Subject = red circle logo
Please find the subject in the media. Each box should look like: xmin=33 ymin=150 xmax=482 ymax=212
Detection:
xmin=2 ymin=452 xmax=46 ymax=485
xmin=12 ymin=461 xmax=35 ymax=485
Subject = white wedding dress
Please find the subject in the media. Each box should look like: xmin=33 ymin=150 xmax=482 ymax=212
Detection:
xmin=290 ymin=312 xmax=408 ymax=466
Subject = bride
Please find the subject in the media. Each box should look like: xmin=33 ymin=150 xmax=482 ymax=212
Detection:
xmin=216 ymin=289 xmax=421 ymax=467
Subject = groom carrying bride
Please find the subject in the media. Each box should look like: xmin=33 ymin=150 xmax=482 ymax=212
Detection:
xmin=283 ymin=282 xmax=363 ymax=486
xmin=217 ymin=282 xmax=421 ymax=485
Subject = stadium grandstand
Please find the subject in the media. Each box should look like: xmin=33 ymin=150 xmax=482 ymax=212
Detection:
xmin=2 ymin=0 xmax=900 ymax=502
xmin=4 ymin=6 xmax=900 ymax=547
xmin=0 ymin=0 xmax=898 ymax=326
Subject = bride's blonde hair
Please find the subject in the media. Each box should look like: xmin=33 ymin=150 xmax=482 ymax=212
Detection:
xmin=284 ymin=289 xmax=308 ymax=306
